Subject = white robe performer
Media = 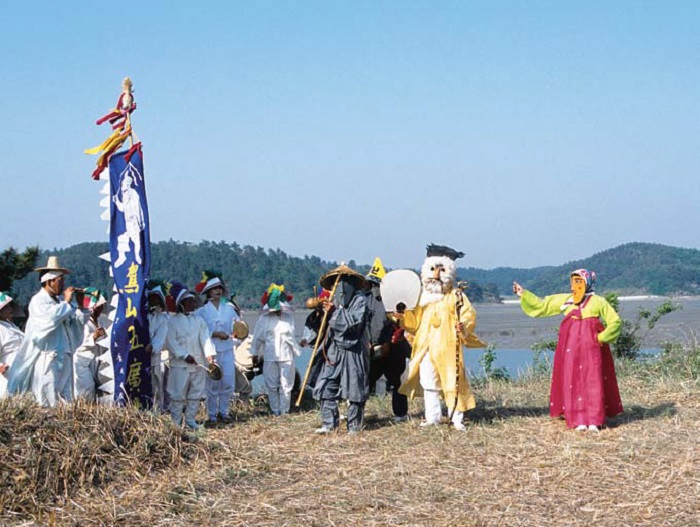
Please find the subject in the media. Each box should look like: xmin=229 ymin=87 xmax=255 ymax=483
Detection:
xmin=166 ymin=281 xmax=216 ymax=429
xmin=0 ymin=292 xmax=23 ymax=398
xmin=73 ymin=317 xmax=101 ymax=401
xmin=251 ymin=284 xmax=300 ymax=416
xmin=148 ymin=308 xmax=169 ymax=412
xmin=8 ymin=258 xmax=84 ymax=407
xmin=73 ymin=288 xmax=108 ymax=402
xmin=146 ymin=280 xmax=170 ymax=413
xmin=196 ymin=299 xmax=240 ymax=421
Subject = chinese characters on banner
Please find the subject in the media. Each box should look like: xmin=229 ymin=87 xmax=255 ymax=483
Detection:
xmin=109 ymin=146 xmax=152 ymax=407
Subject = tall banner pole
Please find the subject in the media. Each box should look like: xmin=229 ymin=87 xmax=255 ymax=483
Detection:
xmin=86 ymin=77 xmax=153 ymax=408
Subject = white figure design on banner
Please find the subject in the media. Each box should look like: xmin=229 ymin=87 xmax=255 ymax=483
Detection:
xmin=113 ymin=165 xmax=144 ymax=268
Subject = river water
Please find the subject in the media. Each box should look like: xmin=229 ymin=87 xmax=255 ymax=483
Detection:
xmin=241 ymin=297 xmax=700 ymax=380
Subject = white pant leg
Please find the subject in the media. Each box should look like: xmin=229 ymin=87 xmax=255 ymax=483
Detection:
xmin=169 ymin=366 xmax=207 ymax=421
xmin=0 ymin=372 xmax=8 ymax=399
xmin=424 ymin=389 xmax=443 ymax=424
xmin=216 ymin=350 xmax=236 ymax=395
xmin=419 ymin=353 xmax=441 ymax=391
xmin=451 ymin=409 xmax=464 ymax=426
xmin=74 ymin=352 xmax=97 ymax=401
xmin=167 ymin=365 xmax=190 ymax=404
xmin=184 ymin=364 xmax=205 ymax=427
xmin=151 ymin=353 xmax=164 ymax=412
xmin=185 ymin=399 xmax=201 ymax=428
xmin=277 ymin=361 xmax=295 ymax=415
xmin=420 ymin=353 xmax=443 ymax=423
xmin=189 ymin=367 xmax=207 ymax=401
xmin=205 ymin=355 xmax=219 ymax=419
xmin=32 ymin=352 xmax=72 ymax=407
xmin=167 ymin=366 xmax=189 ymax=424
xmin=263 ymin=361 xmax=281 ymax=415
xmin=219 ymin=350 xmax=235 ymax=414
xmin=57 ymin=353 xmax=74 ymax=403
xmin=33 ymin=352 xmax=57 ymax=407
xmin=206 ymin=386 xmax=220 ymax=419
xmin=206 ymin=350 xmax=236 ymax=418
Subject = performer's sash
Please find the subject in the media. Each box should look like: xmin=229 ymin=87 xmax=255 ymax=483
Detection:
xmin=109 ymin=147 xmax=152 ymax=407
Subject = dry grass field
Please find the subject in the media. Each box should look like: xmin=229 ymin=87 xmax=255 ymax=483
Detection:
xmin=1 ymin=346 xmax=698 ymax=527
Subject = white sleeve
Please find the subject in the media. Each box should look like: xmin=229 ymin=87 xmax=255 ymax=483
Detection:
xmin=250 ymin=317 xmax=266 ymax=357
xmin=200 ymin=320 xmax=217 ymax=358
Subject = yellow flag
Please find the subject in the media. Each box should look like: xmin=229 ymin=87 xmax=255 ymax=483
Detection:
xmin=366 ymin=257 xmax=386 ymax=282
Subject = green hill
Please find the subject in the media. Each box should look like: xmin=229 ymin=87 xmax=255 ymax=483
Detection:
xmin=458 ymin=242 xmax=700 ymax=297
xmin=12 ymin=241 xmax=365 ymax=309
xmin=11 ymin=241 xmax=700 ymax=307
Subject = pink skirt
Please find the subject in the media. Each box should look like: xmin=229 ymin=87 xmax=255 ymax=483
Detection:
xmin=550 ymin=312 xmax=623 ymax=427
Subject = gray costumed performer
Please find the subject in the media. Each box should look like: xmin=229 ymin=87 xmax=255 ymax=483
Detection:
xmin=312 ymin=264 xmax=369 ymax=435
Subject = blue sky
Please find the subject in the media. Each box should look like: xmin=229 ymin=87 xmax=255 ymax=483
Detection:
xmin=1 ymin=1 xmax=698 ymax=269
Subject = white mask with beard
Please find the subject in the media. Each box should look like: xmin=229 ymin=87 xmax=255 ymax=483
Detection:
xmin=419 ymin=255 xmax=456 ymax=306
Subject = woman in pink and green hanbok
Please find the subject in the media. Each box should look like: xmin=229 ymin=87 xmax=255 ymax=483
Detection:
xmin=513 ymin=269 xmax=623 ymax=431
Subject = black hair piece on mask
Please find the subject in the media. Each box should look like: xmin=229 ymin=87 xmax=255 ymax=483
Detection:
xmin=426 ymin=244 xmax=465 ymax=261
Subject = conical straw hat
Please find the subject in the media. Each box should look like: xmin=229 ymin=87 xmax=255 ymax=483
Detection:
xmin=320 ymin=263 xmax=365 ymax=290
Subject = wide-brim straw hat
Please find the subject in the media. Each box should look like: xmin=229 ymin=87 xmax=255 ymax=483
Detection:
xmin=35 ymin=256 xmax=71 ymax=274
xmin=320 ymin=263 xmax=365 ymax=290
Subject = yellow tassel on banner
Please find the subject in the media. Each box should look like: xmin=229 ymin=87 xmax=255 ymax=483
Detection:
xmin=84 ymin=130 xmax=122 ymax=155
xmin=85 ymin=126 xmax=132 ymax=156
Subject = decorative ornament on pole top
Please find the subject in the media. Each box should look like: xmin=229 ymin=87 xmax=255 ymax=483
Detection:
xmin=85 ymin=76 xmax=139 ymax=180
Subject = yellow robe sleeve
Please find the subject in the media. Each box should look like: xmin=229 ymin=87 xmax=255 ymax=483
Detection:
xmin=520 ymin=290 xmax=570 ymax=318
xmin=521 ymin=290 xmax=621 ymax=344
xmin=400 ymin=304 xmax=423 ymax=335
xmin=587 ymin=296 xmax=622 ymax=344
xmin=458 ymin=294 xmax=486 ymax=348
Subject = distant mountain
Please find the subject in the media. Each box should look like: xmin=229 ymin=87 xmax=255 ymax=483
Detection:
xmin=458 ymin=242 xmax=700 ymax=297
xmin=12 ymin=241 xmax=699 ymax=307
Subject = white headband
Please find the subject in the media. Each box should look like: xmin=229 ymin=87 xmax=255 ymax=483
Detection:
xmin=41 ymin=271 xmax=64 ymax=283
xmin=177 ymin=291 xmax=195 ymax=306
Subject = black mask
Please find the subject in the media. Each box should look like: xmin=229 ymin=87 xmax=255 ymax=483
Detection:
xmin=335 ymin=278 xmax=357 ymax=308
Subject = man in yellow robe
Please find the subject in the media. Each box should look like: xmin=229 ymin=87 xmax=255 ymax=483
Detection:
xmin=399 ymin=245 xmax=485 ymax=430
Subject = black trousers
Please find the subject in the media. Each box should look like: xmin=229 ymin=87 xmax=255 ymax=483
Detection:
xmin=369 ymin=344 xmax=409 ymax=418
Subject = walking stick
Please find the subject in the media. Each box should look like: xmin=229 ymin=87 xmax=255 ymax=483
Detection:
xmin=448 ymin=284 xmax=465 ymax=423
xmin=294 ymin=273 xmax=342 ymax=407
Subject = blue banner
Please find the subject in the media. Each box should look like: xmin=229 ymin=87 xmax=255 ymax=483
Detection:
xmin=109 ymin=146 xmax=152 ymax=408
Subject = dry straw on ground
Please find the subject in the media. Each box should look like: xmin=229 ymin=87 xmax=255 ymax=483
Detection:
xmin=0 ymin=350 xmax=698 ymax=527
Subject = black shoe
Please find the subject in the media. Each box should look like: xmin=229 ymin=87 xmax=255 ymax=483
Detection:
xmin=218 ymin=413 xmax=235 ymax=424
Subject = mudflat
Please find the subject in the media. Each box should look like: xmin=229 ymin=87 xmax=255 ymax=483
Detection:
xmin=243 ymin=297 xmax=700 ymax=350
